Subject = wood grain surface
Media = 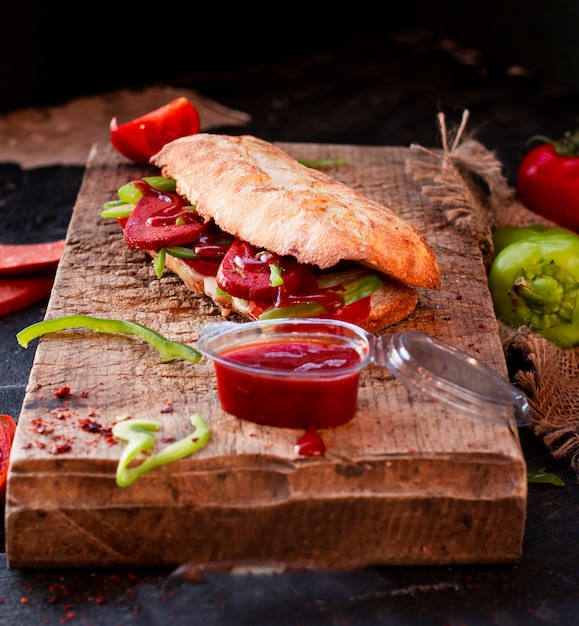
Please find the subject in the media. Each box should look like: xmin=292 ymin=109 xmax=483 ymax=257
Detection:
xmin=5 ymin=141 xmax=527 ymax=569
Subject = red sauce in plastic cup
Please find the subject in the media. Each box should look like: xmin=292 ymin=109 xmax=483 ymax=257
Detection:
xmin=197 ymin=319 xmax=371 ymax=429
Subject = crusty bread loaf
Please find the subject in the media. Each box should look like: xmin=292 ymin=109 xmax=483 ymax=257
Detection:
xmin=151 ymin=134 xmax=441 ymax=290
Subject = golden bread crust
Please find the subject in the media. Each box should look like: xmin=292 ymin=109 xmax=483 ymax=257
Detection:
xmin=151 ymin=134 xmax=441 ymax=289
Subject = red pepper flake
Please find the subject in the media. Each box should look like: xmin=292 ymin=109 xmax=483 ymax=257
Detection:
xmin=51 ymin=408 xmax=72 ymax=421
xmin=60 ymin=613 xmax=76 ymax=624
xmin=20 ymin=597 xmax=29 ymax=604
xmin=49 ymin=441 xmax=72 ymax=455
xmin=30 ymin=418 xmax=54 ymax=435
xmin=54 ymin=386 xmax=71 ymax=398
xmin=478 ymin=324 xmax=486 ymax=329
xmin=78 ymin=418 xmax=103 ymax=433
xmin=80 ymin=390 xmax=89 ymax=398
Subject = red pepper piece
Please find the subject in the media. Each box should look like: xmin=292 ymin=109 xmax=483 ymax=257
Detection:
xmin=0 ymin=275 xmax=55 ymax=316
xmin=110 ymin=97 xmax=201 ymax=164
xmin=0 ymin=240 xmax=66 ymax=275
xmin=0 ymin=414 xmax=17 ymax=497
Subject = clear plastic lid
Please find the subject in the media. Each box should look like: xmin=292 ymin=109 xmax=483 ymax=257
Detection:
xmin=374 ymin=331 xmax=531 ymax=427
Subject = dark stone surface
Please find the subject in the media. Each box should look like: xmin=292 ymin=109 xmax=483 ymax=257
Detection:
xmin=1 ymin=27 xmax=578 ymax=625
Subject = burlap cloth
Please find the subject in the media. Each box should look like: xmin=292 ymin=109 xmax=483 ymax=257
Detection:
xmin=406 ymin=110 xmax=579 ymax=478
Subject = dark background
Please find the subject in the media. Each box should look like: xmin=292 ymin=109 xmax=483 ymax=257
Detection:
xmin=2 ymin=0 xmax=578 ymax=114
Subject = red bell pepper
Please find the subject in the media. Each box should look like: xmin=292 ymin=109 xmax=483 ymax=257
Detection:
xmin=516 ymin=129 xmax=579 ymax=233
xmin=0 ymin=414 xmax=17 ymax=497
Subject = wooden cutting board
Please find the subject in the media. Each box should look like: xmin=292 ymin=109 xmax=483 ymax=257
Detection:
xmin=5 ymin=141 xmax=527 ymax=569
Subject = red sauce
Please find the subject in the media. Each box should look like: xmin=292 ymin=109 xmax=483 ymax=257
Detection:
xmin=213 ymin=338 xmax=363 ymax=430
xmin=294 ymin=427 xmax=326 ymax=457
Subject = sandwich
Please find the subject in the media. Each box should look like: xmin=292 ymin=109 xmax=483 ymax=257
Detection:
xmin=103 ymin=133 xmax=441 ymax=332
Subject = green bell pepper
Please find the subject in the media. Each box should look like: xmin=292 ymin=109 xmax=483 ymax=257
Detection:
xmin=488 ymin=225 xmax=579 ymax=347
xmin=492 ymin=224 xmax=574 ymax=256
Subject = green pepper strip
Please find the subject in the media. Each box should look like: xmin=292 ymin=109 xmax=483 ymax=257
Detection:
xmin=298 ymin=158 xmax=348 ymax=168
xmin=488 ymin=228 xmax=579 ymax=348
xmin=101 ymin=176 xmax=178 ymax=217
xmin=16 ymin=314 xmax=201 ymax=363
xmin=101 ymin=201 xmax=134 ymax=219
xmin=154 ymin=248 xmax=167 ymax=278
xmin=260 ymin=301 xmax=328 ymax=320
xmin=269 ymin=263 xmax=283 ymax=287
xmin=340 ymin=273 xmax=382 ymax=306
xmin=164 ymin=246 xmax=198 ymax=259
xmin=113 ymin=413 xmax=210 ymax=487
xmin=527 ymin=467 xmax=565 ymax=486
xmin=117 ymin=176 xmax=177 ymax=204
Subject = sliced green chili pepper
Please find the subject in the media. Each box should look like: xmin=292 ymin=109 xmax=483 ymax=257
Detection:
xmin=17 ymin=314 xmax=201 ymax=363
xmin=340 ymin=273 xmax=382 ymax=306
xmin=489 ymin=226 xmax=579 ymax=347
xmin=259 ymin=301 xmax=328 ymax=320
xmin=164 ymin=246 xmax=198 ymax=259
xmin=118 ymin=176 xmax=176 ymax=204
xmin=101 ymin=200 xmax=135 ymax=219
xmin=317 ymin=269 xmax=367 ymax=289
xmin=269 ymin=263 xmax=283 ymax=287
xmin=101 ymin=176 xmax=178 ymax=218
xmin=154 ymin=248 xmax=167 ymax=278
xmin=113 ymin=413 xmax=210 ymax=487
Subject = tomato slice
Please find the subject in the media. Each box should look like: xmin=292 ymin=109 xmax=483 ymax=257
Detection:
xmin=110 ymin=97 xmax=201 ymax=164
xmin=217 ymin=240 xmax=304 ymax=300
xmin=0 ymin=414 xmax=17 ymax=497
xmin=123 ymin=190 xmax=210 ymax=251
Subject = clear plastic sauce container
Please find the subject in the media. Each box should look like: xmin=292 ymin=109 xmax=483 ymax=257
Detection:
xmin=197 ymin=318 xmax=531 ymax=455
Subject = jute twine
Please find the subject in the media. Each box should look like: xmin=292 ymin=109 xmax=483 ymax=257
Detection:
xmin=406 ymin=110 xmax=579 ymax=477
